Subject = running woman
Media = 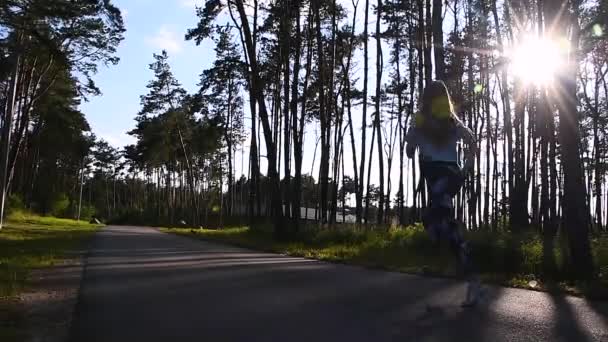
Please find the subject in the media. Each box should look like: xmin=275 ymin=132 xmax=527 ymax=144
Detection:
xmin=405 ymin=80 xmax=482 ymax=307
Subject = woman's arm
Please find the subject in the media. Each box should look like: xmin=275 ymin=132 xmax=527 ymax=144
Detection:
xmin=458 ymin=123 xmax=478 ymax=172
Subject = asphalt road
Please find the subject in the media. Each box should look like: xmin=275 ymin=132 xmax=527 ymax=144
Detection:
xmin=70 ymin=226 xmax=608 ymax=341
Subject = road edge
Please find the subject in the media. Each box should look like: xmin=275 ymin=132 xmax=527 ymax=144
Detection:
xmin=18 ymin=229 xmax=99 ymax=342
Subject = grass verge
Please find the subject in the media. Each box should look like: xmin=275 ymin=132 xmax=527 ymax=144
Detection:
xmin=163 ymin=224 xmax=608 ymax=299
xmin=0 ymin=212 xmax=101 ymax=341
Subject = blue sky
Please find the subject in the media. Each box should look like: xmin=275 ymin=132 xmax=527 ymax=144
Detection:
xmin=80 ymin=0 xmax=214 ymax=148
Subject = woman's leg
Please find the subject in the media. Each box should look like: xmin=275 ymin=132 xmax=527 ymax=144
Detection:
xmin=423 ymin=174 xmax=459 ymax=263
xmin=445 ymin=220 xmax=474 ymax=277
xmin=425 ymin=168 xmax=482 ymax=306
xmin=423 ymin=174 xmax=449 ymax=244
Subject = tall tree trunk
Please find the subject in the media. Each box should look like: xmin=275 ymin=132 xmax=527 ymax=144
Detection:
xmin=330 ymin=99 xmax=344 ymax=224
xmin=511 ymin=81 xmax=528 ymax=229
xmin=424 ymin=0 xmax=433 ymax=84
xmin=479 ymin=2 xmax=490 ymax=227
xmin=77 ymin=159 xmax=85 ymax=221
xmin=313 ymin=0 xmax=330 ymax=224
xmin=548 ymin=0 xmax=593 ymax=278
xmin=540 ymin=89 xmax=551 ymax=229
xmin=414 ymin=0 xmax=425 ymax=221
xmin=0 ymin=52 xmax=20 ymax=229
xmin=492 ymin=0 xmax=513 ymax=230
xmin=281 ymin=0 xmax=292 ymax=221
xmin=358 ymin=0 xmax=370 ymax=224
xmin=345 ymin=0 xmax=359 ymax=225
xmin=375 ymin=0 xmax=385 ymax=223
xmin=465 ymin=0 xmax=476 ymax=229
xmin=290 ymin=1 xmax=303 ymax=231
xmin=177 ymin=126 xmax=198 ymax=225
xmin=364 ymin=124 xmax=376 ymax=223
xmin=234 ymin=0 xmax=284 ymax=237
xmin=329 ymin=0 xmax=340 ymax=224
xmin=248 ymin=96 xmax=259 ymax=221
xmin=432 ymin=0 xmax=444 ymax=80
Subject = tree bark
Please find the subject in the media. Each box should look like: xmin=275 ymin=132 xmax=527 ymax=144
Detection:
xmin=358 ymin=0 xmax=370 ymax=224
xmin=0 ymin=52 xmax=21 ymax=229
xmin=424 ymin=0 xmax=433 ymax=84
xmin=547 ymin=0 xmax=594 ymax=278
xmin=290 ymin=1 xmax=303 ymax=231
xmin=375 ymin=0 xmax=385 ymax=223
xmin=432 ymin=0 xmax=445 ymax=80
xmin=233 ymin=0 xmax=285 ymax=236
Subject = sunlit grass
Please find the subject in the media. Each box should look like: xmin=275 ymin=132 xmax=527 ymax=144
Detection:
xmin=0 ymin=212 xmax=101 ymax=341
xmin=165 ymin=225 xmax=461 ymax=278
xmin=6 ymin=209 xmax=98 ymax=227
xmin=0 ymin=212 xmax=101 ymax=297
xmin=166 ymin=224 xmax=608 ymax=298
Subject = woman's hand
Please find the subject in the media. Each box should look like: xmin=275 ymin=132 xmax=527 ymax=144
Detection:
xmin=406 ymin=144 xmax=416 ymax=158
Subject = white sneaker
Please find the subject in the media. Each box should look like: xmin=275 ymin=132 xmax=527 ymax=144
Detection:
xmin=461 ymin=279 xmax=483 ymax=307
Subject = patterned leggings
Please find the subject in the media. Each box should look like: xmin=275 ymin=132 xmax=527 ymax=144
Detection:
xmin=422 ymin=162 xmax=475 ymax=278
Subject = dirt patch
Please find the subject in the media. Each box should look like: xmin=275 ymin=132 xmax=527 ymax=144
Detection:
xmin=17 ymin=254 xmax=86 ymax=342
xmin=0 ymin=297 xmax=27 ymax=340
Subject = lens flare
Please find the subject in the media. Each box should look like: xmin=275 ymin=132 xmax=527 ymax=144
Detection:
xmin=508 ymin=35 xmax=567 ymax=86
xmin=593 ymin=24 xmax=604 ymax=37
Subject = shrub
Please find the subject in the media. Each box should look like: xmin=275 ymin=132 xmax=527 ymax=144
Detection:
xmin=593 ymin=236 xmax=608 ymax=281
xmin=78 ymin=205 xmax=97 ymax=221
xmin=170 ymin=221 xmax=608 ymax=286
xmin=6 ymin=194 xmax=25 ymax=215
xmin=520 ymin=238 xmax=543 ymax=275
xmin=49 ymin=193 xmax=70 ymax=217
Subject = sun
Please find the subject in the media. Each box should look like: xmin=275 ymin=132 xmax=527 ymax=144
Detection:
xmin=508 ymin=34 xmax=568 ymax=86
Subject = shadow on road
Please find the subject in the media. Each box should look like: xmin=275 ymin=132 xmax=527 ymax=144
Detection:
xmin=69 ymin=226 xmax=608 ymax=342
xmin=70 ymin=226 xmax=468 ymax=341
xmin=396 ymin=286 xmax=505 ymax=341
xmin=549 ymin=293 xmax=594 ymax=342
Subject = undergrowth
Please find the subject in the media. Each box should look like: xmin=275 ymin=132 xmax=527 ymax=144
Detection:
xmin=166 ymin=223 xmax=608 ymax=298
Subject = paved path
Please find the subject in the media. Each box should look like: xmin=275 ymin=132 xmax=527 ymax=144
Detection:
xmin=70 ymin=226 xmax=608 ymax=341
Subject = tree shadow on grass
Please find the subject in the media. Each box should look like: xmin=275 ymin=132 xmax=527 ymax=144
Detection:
xmin=0 ymin=229 xmax=95 ymax=296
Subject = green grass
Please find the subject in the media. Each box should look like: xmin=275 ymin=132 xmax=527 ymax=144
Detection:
xmin=0 ymin=211 xmax=101 ymax=297
xmin=164 ymin=225 xmax=477 ymax=277
xmin=164 ymin=224 xmax=608 ymax=298
xmin=0 ymin=211 xmax=101 ymax=341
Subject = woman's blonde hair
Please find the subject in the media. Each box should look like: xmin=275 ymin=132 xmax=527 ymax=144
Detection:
xmin=416 ymin=80 xmax=462 ymax=144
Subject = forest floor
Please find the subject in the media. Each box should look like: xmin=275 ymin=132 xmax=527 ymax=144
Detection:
xmin=0 ymin=213 xmax=100 ymax=341
xmin=164 ymin=224 xmax=608 ymax=299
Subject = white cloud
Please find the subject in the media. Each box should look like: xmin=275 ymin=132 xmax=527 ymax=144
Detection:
xmin=144 ymin=26 xmax=183 ymax=54
xmin=179 ymin=0 xmax=203 ymax=8
xmin=100 ymin=132 xmax=135 ymax=148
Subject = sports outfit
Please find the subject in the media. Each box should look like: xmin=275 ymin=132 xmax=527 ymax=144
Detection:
xmin=406 ymin=117 xmax=482 ymax=307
